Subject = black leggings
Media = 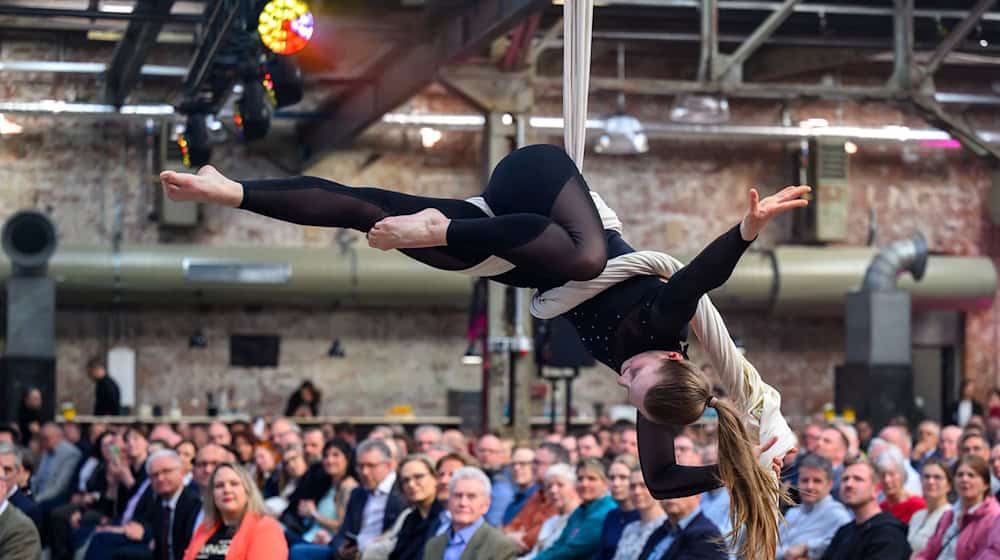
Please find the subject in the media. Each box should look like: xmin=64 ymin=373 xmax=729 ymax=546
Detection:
xmin=239 ymin=145 xmax=608 ymax=288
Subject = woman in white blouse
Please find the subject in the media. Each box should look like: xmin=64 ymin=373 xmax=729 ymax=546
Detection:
xmin=520 ymin=463 xmax=581 ymax=560
xmin=613 ymin=466 xmax=667 ymax=560
xmin=908 ymin=458 xmax=953 ymax=557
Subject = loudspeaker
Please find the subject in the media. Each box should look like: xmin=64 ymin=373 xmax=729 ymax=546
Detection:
xmin=0 ymin=357 xmax=55 ymax=423
xmin=835 ymin=363 xmax=915 ymax=429
xmin=5 ymin=277 xmax=55 ymax=358
xmin=534 ymin=316 xmax=595 ymax=369
xmin=230 ymin=334 xmax=280 ymax=367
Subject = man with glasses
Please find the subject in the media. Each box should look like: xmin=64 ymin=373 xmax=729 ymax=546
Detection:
xmin=502 ymin=443 xmax=567 ymax=554
xmin=0 ymin=443 xmax=41 ymax=532
xmin=501 ymin=448 xmax=537 ymax=525
xmin=85 ymin=450 xmax=202 ymax=560
xmin=290 ymin=438 xmax=404 ymax=560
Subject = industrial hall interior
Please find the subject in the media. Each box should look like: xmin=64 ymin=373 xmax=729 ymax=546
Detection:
xmin=3 ymin=0 xmax=1000 ymax=559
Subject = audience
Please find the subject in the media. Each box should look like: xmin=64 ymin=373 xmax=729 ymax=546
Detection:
xmin=414 ymin=426 xmax=443 ymax=455
xmin=595 ymin=454 xmax=639 ymax=560
xmin=815 ymin=426 xmax=849 ymax=501
xmin=291 ymin=438 xmax=403 ymax=560
xmin=32 ymin=422 xmax=83 ymax=509
xmin=13 ymin=378 xmax=1000 ymax=560
xmin=520 ymin=463 xmax=579 ymax=559
xmin=0 ymin=443 xmax=41 ymax=532
xmin=503 ymin=444 xmax=563 ymax=555
xmin=476 ymin=433 xmax=515 ymax=526
xmin=638 ymin=487 xmax=725 ymax=560
xmin=183 ymin=463 xmax=287 ymax=559
xmin=948 ymin=380 xmax=983 ymax=428
xmin=534 ymin=458 xmax=616 ymax=560
xmin=907 ymin=458 xmax=953 ymax=556
xmin=917 ymin=455 xmax=999 ymax=560
xmin=821 ymin=459 xmax=910 ymax=560
xmin=875 ymin=445 xmax=925 ymax=523
xmin=939 ymin=425 xmax=963 ymax=467
xmin=290 ymin=439 xmax=358 ymax=546
xmin=0 ymin=472 xmax=41 ymax=559
xmin=777 ymin=454 xmax=851 ymax=560
xmin=382 ymin=455 xmax=443 ymax=560
xmin=423 ymin=466 xmax=516 ymax=560
xmin=911 ymin=421 xmax=940 ymax=471
xmin=611 ymin=466 xmax=666 ymax=560
xmin=577 ymin=432 xmax=605 ymax=461
xmin=503 ymin=447 xmax=539 ymax=526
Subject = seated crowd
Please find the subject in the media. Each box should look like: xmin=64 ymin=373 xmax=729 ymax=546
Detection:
xmin=1 ymin=385 xmax=1000 ymax=560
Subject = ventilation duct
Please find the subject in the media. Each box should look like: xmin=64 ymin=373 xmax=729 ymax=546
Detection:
xmin=0 ymin=211 xmax=58 ymax=424
xmin=837 ymin=232 xmax=929 ymax=428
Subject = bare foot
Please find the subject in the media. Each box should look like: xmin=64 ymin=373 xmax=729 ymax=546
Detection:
xmin=159 ymin=165 xmax=243 ymax=207
xmin=368 ymin=208 xmax=450 ymax=250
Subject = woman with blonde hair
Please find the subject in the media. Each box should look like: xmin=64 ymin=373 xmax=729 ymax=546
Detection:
xmin=183 ymin=463 xmax=287 ymax=559
xmin=163 ymin=144 xmax=807 ymax=559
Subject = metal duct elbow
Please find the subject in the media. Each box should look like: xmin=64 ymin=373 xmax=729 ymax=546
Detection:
xmin=861 ymin=232 xmax=928 ymax=292
xmin=2 ymin=210 xmax=57 ymax=277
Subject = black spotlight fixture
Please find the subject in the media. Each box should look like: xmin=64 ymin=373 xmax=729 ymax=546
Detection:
xmin=189 ymin=329 xmax=207 ymax=348
xmin=265 ymin=55 xmax=304 ymax=108
xmin=236 ymin=76 xmax=275 ymax=141
xmin=179 ymin=113 xmax=212 ymax=168
xmin=327 ymin=339 xmax=345 ymax=358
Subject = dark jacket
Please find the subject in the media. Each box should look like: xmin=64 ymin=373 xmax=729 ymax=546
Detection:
xmin=94 ymin=375 xmax=121 ymax=416
xmin=144 ymin=484 xmax=202 ymax=560
xmin=638 ymin=511 xmax=726 ymax=560
xmin=596 ymin=507 xmax=640 ymax=560
xmin=947 ymin=399 xmax=984 ymax=426
xmin=820 ymin=511 xmax=911 ymax=560
xmin=8 ymin=487 xmax=42 ymax=532
xmin=280 ymin=462 xmax=332 ymax=534
xmin=390 ymin=501 xmax=445 ymax=560
xmin=331 ymin=481 xmax=406 ymax=551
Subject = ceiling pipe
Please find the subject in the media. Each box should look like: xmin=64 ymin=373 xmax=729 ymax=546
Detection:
xmin=0 ymin=242 xmax=988 ymax=315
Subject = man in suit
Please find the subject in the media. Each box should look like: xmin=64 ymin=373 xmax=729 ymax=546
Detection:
xmin=31 ymin=422 xmax=82 ymax=511
xmin=88 ymin=357 xmax=121 ymax=417
xmin=84 ymin=449 xmax=201 ymax=560
xmin=0 ymin=468 xmax=41 ymax=559
xmin=424 ymin=466 xmax=517 ymax=560
xmin=0 ymin=443 xmax=42 ymax=532
xmin=638 ymin=492 xmax=726 ymax=560
xmin=289 ymin=438 xmax=405 ymax=560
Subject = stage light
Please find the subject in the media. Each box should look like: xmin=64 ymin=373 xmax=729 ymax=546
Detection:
xmin=235 ymin=77 xmax=275 ymax=141
xmin=258 ymin=0 xmax=314 ymax=55
xmin=265 ymin=56 xmax=304 ymax=108
xmin=178 ymin=113 xmax=211 ymax=168
xmin=327 ymin=339 xmax=345 ymax=358
xmin=844 ymin=141 xmax=859 ymax=154
xmin=420 ymin=127 xmax=442 ymax=148
xmin=595 ymin=114 xmax=648 ymax=155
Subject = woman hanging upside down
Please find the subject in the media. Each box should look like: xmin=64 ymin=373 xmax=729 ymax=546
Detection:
xmin=161 ymin=144 xmax=809 ymax=559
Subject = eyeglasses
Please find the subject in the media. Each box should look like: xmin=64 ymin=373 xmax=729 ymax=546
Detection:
xmin=149 ymin=466 xmax=179 ymax=478
xmin=400 ymin=472 xmax=430 ymax=486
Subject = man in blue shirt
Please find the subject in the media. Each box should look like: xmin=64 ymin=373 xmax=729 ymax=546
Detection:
xmin=638 ymin=492 xmax=725 ymax=560
xmin=423 ymin=467 xmax=516 ymax=560
xmin=502 ymin=447 xmax=538 ymax=525
xmin=778 ymin=454 xmax=852 ymax=560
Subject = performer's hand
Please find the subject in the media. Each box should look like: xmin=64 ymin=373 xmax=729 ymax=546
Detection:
xmin=755 ymin=436 xmax=783 ymax=479
xmin=741 ymin=185 xmax=811 ymax=240
xmin=160 ymin=165 xmax=243 ymax=207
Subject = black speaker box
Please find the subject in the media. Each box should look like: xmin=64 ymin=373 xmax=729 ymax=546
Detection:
xmin=534 ymin=316 xmax=595 ymax=369
xmin=835 ymin=363 xmax=915 ymax=429
xmin=0 ymin=356 xmax=55 ymax=423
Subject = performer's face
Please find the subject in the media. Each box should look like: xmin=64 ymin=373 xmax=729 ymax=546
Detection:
xmin=619 ymin=350 xmax=682 ymax=415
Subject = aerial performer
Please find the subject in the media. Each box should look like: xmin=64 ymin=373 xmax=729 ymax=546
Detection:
xmin=160 ymin=148 xmax=806 ymax=558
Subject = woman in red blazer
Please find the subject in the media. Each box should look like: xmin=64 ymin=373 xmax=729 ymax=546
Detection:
xmin=183 ymin=463 xmax=288 ymax=560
